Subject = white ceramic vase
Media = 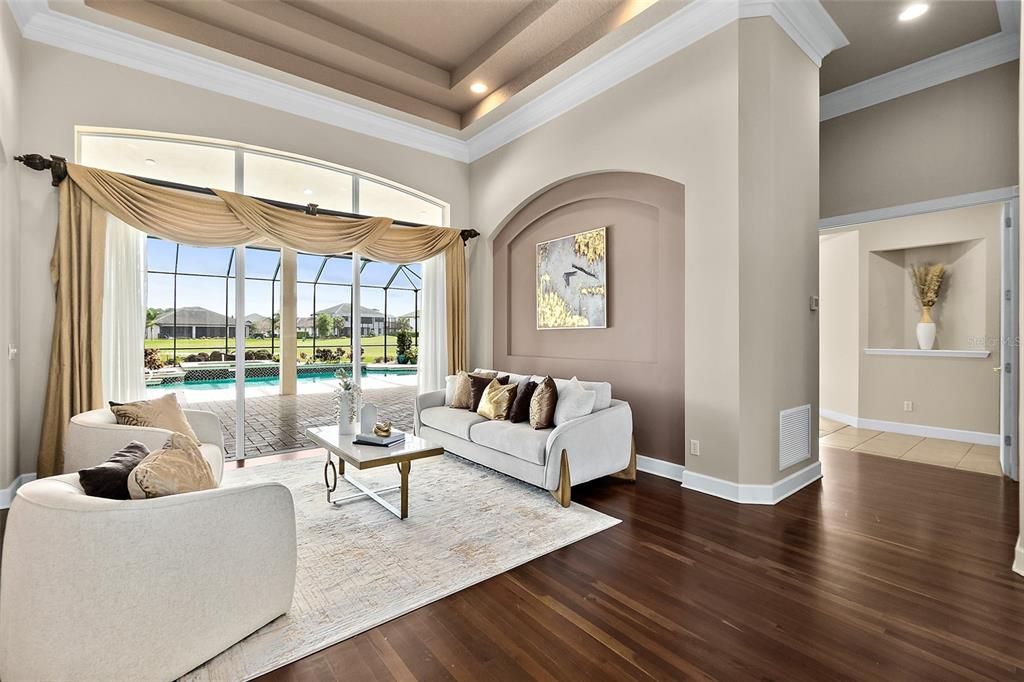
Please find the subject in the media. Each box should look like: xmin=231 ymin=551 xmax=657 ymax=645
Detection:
xmin=916 ymin=305 xmax=936 ymax=350
xmin=336 ymin=390 xmax=359 ymax=435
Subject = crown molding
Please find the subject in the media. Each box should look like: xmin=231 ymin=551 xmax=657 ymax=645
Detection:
xmin=997 ymin=0 xmax=1021 ymax=35
xmin=740 ymin=0 xmax=848 ymax=67
xmin=11 ymin=0 xmax=471 ymax=162
xmin=469 ymin=0 xmax=848 ymax=160
xmin=818 ymin=186 xmax=1019 ymax=230
xmin=467 ymin=0 xmax=739 ymax=161
xmin=820 ymin=30 xmax=1020 ymax=121
xmin=10 ymin=0 xmax=847 ymax=164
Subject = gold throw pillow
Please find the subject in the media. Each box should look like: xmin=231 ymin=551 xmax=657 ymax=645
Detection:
xmin=127 ymin=432 xmax=217 ymax=499
xmin=449 ymin=370 xmax=496 ymax=409
xmin=477 ymin=379 xmax=518 ymax=420
xmin=529 ymin=376 xmax=558 ymax=429
xmin=110 ymin=393 xmax=199 ymax=444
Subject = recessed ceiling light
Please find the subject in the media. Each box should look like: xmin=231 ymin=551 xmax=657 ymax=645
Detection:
xmin=303 ymin=188 xmax=314 ymax=196
xmin=144 ymin=158 xmax=157 ymax=166
xmin=899 ymin=3 xmax=928 ymax=21
xmin=470 ymin=82 xmax=488 ymax=94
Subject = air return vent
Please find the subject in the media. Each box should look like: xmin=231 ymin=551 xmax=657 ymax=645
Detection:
xmin=779 ymin=404 xmax=811 ymax=471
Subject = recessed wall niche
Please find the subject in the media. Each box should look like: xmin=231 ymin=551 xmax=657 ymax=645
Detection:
xmin=867 ymin=239 xmax=986 ymax=350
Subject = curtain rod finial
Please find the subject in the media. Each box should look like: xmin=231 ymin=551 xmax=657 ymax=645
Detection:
xmin=460 ymin=229 xmax=480 ymax=243
xmin=14 ymin=153 xmax=67 ymax=186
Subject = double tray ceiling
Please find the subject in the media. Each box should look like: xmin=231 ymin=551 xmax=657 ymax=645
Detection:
xmin=71 ymin=0 xmax=1010 ymax=131
xmin=81 ymin=0 xmax=665 ymax=130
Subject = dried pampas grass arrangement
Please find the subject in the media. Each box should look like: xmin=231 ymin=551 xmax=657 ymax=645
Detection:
xmin=910 ymin=263 xmax=945 ymax=308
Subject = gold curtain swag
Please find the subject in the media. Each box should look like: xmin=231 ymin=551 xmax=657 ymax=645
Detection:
xmin=38 ymin=164 xmax=469 ymax=476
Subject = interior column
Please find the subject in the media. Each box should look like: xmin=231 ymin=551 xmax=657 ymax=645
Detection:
xmin=280 ymin=248 xmax=297 ymax=395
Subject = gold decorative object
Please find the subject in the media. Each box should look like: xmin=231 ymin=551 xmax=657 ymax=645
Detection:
xmin=373 ymin=420 xmax=392 ymax=438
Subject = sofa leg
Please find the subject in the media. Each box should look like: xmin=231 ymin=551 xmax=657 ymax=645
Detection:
xmin=550 ymin=449 xmax=571 ymax=508
xmin=610 ymin=435 xmax=637 ymax=482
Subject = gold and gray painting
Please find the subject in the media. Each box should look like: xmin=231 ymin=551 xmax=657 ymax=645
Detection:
xmin=536 ymin=227 xmax=607 ymax=329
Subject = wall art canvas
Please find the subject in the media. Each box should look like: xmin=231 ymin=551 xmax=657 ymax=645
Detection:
xmin=536 ymin=227 xmax=607 ymax=329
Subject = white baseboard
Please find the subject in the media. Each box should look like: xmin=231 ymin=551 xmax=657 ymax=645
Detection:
xmin=1014 ymin=536 xmax=1024 ymax=577
xmin=819 ymin=408 xmax=858 ymax=426
xmin=819 ymin=408 xmax=999 ymax=446
xmin=636 ymin=455 xmax=685 ymax=482
xmin=680 ymin=460 xmax=823 ymax=505
xmin=0 ymin=473 xmax=37 ymax=509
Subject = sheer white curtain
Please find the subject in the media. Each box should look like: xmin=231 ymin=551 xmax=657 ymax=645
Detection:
xmin=102 ymin=215 xmax=147 ymax=403
xmin=417 ymin=252 xmax=448 ymax=394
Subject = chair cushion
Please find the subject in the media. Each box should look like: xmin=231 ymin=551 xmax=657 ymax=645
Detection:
xmin=199 ymin=443 xmax=224 ymax=473
xmin=470 ymin=421 xmax=550 ymax=465
xmin=419 ymin=406 xmax=488 ymax=439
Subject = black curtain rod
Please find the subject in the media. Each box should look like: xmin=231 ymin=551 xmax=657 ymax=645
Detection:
xmin=14 ymin=153 xmax=480 ymax=243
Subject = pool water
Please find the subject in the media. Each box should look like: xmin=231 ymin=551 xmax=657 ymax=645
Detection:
xmin=173 ymin=368 xmax=415 ymax=391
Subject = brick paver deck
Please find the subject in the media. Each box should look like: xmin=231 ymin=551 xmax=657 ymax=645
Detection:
xmin=181 ymin=385 xmax=417 ymax=459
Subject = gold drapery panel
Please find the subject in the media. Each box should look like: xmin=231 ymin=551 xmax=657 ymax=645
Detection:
xmin=38 ymin=164 xmax=469 ymax=476
xmin=38 ymin=181 xmax=107 ymax=477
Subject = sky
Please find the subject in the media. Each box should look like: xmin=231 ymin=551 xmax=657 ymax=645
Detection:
xmin=146 ymin=239 xmax=422 ymax=318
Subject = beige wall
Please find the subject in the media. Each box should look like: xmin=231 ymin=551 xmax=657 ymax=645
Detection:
xmin=819 ymin=231 xmax=860 ymax=418
xmin=0 ymin=2 xmax=22 ymax=490
xmin=736 ymin=18 xmax=820 ymax=484
xmin=16 ymin=39 xmax=470 ymax=477
xmin=471 ymin=18 xmax=819 ymax=485
xmin=820 ymin=203 xmax=1003 ymax=435
xmin=470 ymin=23 xmax=742 ymax=479
xmin=821 ymin=62 xmax=1019 ymax=219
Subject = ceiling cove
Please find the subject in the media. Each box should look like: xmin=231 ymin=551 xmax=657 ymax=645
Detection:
xmin=10 ymin=0 xmax=900 ymax=162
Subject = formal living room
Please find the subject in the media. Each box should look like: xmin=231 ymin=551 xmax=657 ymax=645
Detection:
xmin=2 ymin=0 xmax=1024 ymax=680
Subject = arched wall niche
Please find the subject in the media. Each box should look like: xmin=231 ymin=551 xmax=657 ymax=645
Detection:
xmin=491 ymin=171 xmax=685 ymax=463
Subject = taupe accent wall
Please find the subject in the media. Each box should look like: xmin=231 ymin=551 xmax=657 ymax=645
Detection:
xmin=491 ymin=172 xmax=684 ymax=464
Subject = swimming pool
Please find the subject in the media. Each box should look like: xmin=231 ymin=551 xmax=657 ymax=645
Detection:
xmin=169 ymin=368 xmax=415 ymax=391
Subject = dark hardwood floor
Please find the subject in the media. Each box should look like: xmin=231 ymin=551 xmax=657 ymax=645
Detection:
xmin=259 ymin=447 xmax=1024 ymax=681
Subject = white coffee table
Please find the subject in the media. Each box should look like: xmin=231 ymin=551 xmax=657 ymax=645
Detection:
xmin=306 ymin=426 xmax=444 ymax=519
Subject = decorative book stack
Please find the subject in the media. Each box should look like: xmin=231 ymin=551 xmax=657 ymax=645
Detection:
xmin=354 ymin=429 xmax=406 ymax=447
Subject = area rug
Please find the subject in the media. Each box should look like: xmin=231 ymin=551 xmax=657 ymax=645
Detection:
xmin=181 ymin=453 xmax=619 ymax=681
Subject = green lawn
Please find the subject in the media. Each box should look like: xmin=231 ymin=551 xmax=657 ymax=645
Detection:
xmin=146 ymin=336 xmax=413 ymax=363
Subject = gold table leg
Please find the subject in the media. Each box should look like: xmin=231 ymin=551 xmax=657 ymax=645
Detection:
xmin=399 ymin=460 xmax=411 ymax=519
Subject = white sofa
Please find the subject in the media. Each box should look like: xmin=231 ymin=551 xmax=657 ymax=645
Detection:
xmin=415 ymin=372 xmax=634 ymax=506
xmin=0 ymin=409 xmax=297 ymax=682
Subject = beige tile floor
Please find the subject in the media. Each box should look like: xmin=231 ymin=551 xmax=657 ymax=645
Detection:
xmin=819 ymin=417 xmax=1002 ymax=476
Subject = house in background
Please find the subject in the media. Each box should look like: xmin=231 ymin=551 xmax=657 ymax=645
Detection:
xmin=151 ymin=306 xmax=250 ymax=339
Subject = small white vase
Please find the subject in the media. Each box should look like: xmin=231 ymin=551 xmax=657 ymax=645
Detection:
xmin=916 ymin=305 xmax=936 ymax=350
xmin=336 ymin=391 xmax=358 ymax=435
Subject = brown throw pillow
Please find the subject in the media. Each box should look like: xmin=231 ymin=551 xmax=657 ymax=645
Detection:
xmin=127 ymin=433 xmax=217 ymax=500
xmin=110 ymin=393 xmax=199 ymax=444
xmin=477 ymin=379 xmax=518 ymax=420
xmin=470 ymin=373 xmax=508 ymax=411
xmin=529 ymin=376 xmax=558 ymax=429
xmin=509 ymin=380 xmax=538 ymax=423
xmin=78 ymin=441 xmax=150 ymax=499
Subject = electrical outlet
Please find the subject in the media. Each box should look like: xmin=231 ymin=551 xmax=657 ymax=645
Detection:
xmin=903 ymin=401 xmax=913 ymax=412
xmin=7 ymin=345 xmax=16 ymax=361
xmin=689 ymin=439 xmax=700 ymax=456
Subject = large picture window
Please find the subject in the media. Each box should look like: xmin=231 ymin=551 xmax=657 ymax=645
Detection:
xmin=81 ymin=128 xmax=443 ymax=459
